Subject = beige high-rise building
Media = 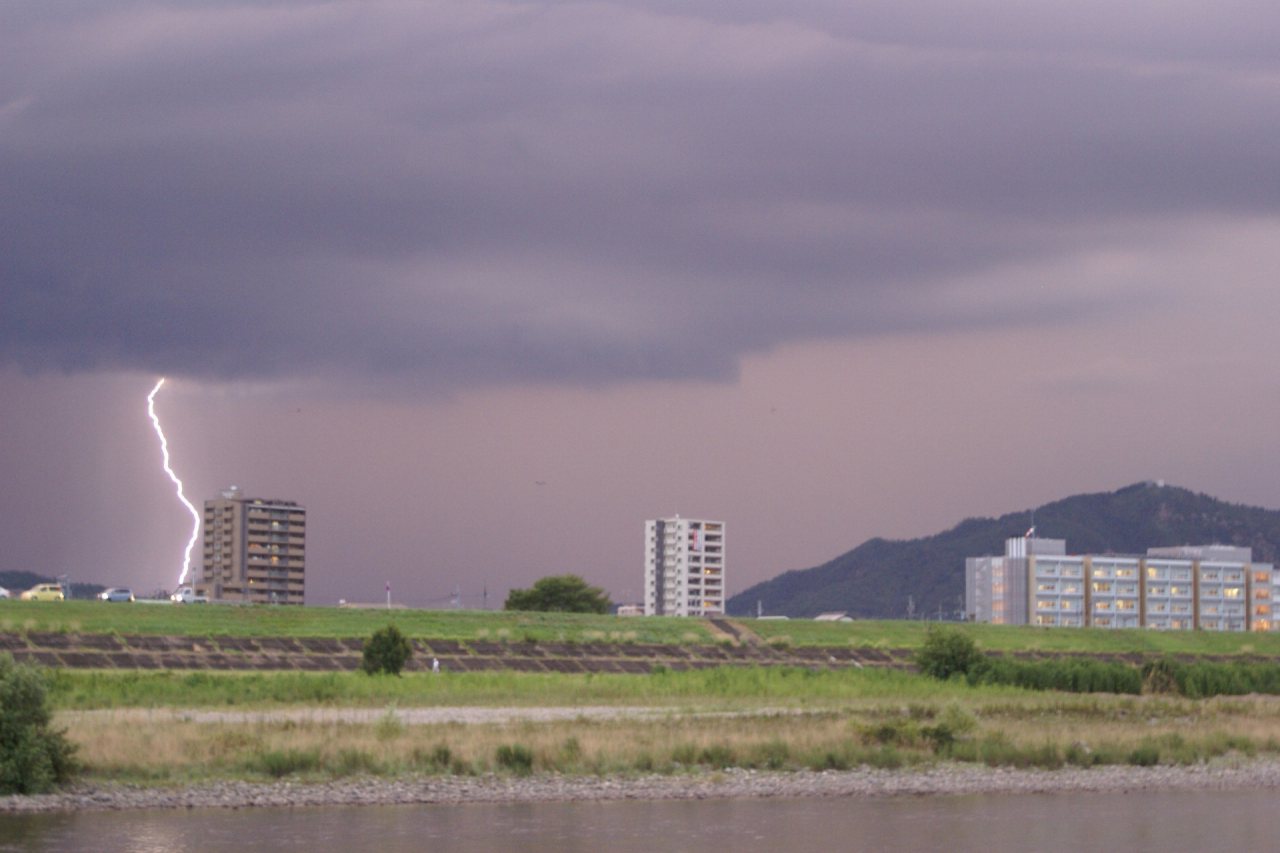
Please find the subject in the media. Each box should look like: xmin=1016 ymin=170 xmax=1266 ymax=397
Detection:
xmin=196 ymin=487 xmax=306 ymax=605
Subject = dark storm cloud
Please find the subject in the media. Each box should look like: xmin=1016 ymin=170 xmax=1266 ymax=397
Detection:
xmin=4 ymin=1 xmax=1279 ymax=387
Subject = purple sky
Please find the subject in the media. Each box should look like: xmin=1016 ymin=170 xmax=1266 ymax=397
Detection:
xmin=3 ymin=2 xmax=1280 ymax=605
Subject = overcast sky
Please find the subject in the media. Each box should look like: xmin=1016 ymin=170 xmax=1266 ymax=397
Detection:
xmin=3 ymin=1 xmax=1280 ymax=606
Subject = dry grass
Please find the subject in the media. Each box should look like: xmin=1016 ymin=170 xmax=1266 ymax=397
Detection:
xmin=57 ymin=691 xmax=1280 ymax=784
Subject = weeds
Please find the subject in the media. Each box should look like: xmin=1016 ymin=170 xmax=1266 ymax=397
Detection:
xmin=251 ymin=748 xmax=323 ymax=778
xmin=375 ymin=708 xmax=404 ymax=740
xmin=56 ymin=694 xmax=1280 ymax=787
xmin=495 ymin=744 xmax=534 ymax=775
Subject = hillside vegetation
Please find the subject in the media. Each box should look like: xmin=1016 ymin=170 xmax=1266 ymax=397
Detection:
xmin=728 ymin=482 xmax=1280 ymax=619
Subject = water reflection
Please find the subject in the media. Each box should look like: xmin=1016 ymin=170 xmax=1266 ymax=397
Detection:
xmin=2 ymin=789 xmax=1275 ymax=853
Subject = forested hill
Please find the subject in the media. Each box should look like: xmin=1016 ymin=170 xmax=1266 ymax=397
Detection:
xmin=726 ymin=483 xmax=1280 ymax=620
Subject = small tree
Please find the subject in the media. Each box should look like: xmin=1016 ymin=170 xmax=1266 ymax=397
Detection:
xmin=503 ymin=574 xmax=611 ymax=614
xmin=915 ymin=627 xmax=983 ymax=680
xmin=362 ymin=625 xmax=413 ymax=676
xmin=0 ymin=654 xmax=77 ymax=794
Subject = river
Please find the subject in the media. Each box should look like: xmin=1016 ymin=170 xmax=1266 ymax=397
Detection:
xmin=3 ymin=788 xmax=1275 ymax=852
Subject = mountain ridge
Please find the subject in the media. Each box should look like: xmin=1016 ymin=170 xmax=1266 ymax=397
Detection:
xmin=726 ymin=483 xmax=1280 ymax=619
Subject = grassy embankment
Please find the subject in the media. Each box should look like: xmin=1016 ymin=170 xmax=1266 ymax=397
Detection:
xmin=0 ymin=600 xmax=717 ymax=644
xmin=9 ymin=601 xmax=1280 ymax=786
xmin=9 ymin=599 xmax=1280 ymax=656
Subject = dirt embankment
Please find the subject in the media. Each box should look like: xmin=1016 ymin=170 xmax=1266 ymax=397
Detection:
xmin=0 ymin=630 xmax=914 ymax=673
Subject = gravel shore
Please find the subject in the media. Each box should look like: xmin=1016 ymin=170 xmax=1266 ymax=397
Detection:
xmin=6 ymin=761 xmax=1280 ymax=814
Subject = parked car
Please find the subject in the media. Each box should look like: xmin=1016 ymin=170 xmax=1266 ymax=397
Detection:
xmin=169 ymin=586 xmax=208 ymax=604
xmin=20 ymin=583 xmax=65 ymax=601
xmin=98 ymin=587 xmax=135 ymax=603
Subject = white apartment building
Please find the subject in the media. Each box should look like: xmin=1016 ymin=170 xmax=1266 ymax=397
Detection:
xmin=967 ymin=537 xmax=1271 ymax=632
xmin=644 ymin=516 xmax=726 ymax=616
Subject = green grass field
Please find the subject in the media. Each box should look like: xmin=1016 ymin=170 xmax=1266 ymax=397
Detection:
xmin=748 ymin=617 xmax=1280 ymax=656
xmin=0 ymin=601 xmax=717 ymax=644
xmin=6 ymin=599 xmax=1280 ymax=657
xmin=47 ymin=664 xmax=987 ymax=710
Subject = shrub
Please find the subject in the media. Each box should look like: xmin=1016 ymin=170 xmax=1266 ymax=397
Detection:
xmin=915 ymin=628 xmax=983 ymax=680
xmin=923 ymin=704 xmax=977 ymax=749
xmin=253 ymin=748 xmax=322 ymax=778
xmin=333 ymin=748 xmax=381 ymax=776
xmin=751 ymin=739 xmax=791 ymax=770
xmin=811 ymin=750 xmax=851 ymax=771
xmin=361 ymin=625 xmax=413 ymax=676
xmin=861 ymin=718 xmax=922 ymax=748
xmin=1128 ymin=742 xmax=1160 ymax=767
xmin=374 ymin=708 xmax=404 ymax=740
xmin=495 ymin=743 xmax=534 ymax=775
xmin=697 ymin=744 xmax=736 ymax=769
xmin=1141 ymin=658 xmax=1180 ymax=695
xmin=559 ymin=736 xmax=583 ymax=762
xmin=0 ymin=653 xmax=78 ymax=794
xmin=969 ymin=656 xmax=1142 ymax=695
xmin=1136 ymin=658 xmax=1280 ymax=699
xmin=411 ymin=743 xmax=452 ymax=772
xmin=1064 ymin=742 xmax=1099 ymax=767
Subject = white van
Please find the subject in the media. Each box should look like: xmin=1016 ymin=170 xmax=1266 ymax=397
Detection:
xmin=169 ymin=586 xmax=208 ymax=604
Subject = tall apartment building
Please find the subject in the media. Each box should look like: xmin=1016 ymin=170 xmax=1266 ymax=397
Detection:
xmin=644 ymin=516 xmax=726 ymax=616
xmin=196 ymin=487 xmax=306 ymax=605
xmin=966 ymin=537 xmax=1272 ymax=631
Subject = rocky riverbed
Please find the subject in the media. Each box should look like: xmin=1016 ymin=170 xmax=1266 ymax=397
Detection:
xmin=6 ymin=761 xmax=1280 ymax=814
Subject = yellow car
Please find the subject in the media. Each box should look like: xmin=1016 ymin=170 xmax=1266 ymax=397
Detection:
xmin=19 ymin=583 xmax=65 ymax=601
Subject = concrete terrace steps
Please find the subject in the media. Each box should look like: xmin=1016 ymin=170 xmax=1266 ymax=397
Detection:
xmin=0 ymin=631 xmax=917 ymax=674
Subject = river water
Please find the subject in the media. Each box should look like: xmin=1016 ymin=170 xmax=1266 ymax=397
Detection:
xmin=2 ymin=789 xmax=1274 ymax=852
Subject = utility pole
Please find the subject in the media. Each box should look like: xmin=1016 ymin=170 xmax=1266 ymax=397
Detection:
xmin=907 ymin=595 xmax=915 ymax=620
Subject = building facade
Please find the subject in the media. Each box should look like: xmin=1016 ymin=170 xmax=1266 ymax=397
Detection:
xmin=967 ymin=537 xmax=1271 ymax=631
xmin=644 ymin=516 xmax=726 ymax=616
xmin=196 ymin=487 xmax=306 ymax=605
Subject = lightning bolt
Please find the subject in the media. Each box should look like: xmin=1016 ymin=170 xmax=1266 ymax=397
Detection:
xmin=147 ymin=378 xmax=201 ymax=587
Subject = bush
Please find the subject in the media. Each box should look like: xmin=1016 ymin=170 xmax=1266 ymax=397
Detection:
xmin=253 ymin=748 xmax=323 ymax=778
xmin=1128 ymin=742 xmax=1160 ymax=767
xmin=0 ymin=654 xmax=78 ymax=794
xmin=495 ymin=743 xmax=534 ymax=775
xmin=1141 ymin=658 xmax=1180 ymax=695
xmin=915 ymin=628 xmax=983 ymax=679
xmin=361 ymin=625 xmax=413 ymax=676
xmin=1137 ymin=658 xmax=1280 ymax=699
xmin=969 ymin=656 xmax=1142 ymax=695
